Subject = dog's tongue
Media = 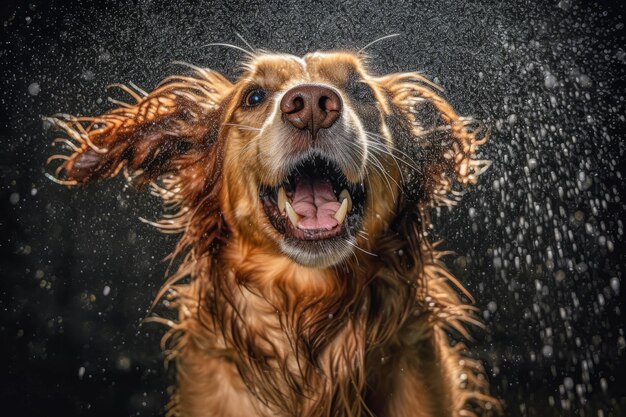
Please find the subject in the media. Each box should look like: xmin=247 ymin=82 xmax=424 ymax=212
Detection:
xmin=292 ymin=178 xmax=341 ymax=230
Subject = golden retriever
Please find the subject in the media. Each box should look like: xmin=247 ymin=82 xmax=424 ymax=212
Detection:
xmin=47 ymin=49 xmax=498 ymax=417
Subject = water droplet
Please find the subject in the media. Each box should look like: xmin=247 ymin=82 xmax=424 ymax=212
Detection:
xmin=28 ymin=82 xmax=40 ymax=96
xmin=544 ymin=73 xmax=558 ymax=89
xmin=610 ymin=277 xmax=619 ymax=294
xmin=542 ymin=345 xmax=553 ymax=357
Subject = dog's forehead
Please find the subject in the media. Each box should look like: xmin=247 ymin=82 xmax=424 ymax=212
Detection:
xmin=245 ymin=51 xmax=364 ymax=90
xmin=302 ymin=51 xmax=364 ymax=83
xmin=246 ymin=54 xmax=306 ymax=89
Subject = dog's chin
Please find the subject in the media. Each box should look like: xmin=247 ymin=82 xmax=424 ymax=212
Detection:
xmin=259 ymin=154 xmax=366 ymax=269
xmin=279 ymin=236 xmax=356 ymax=268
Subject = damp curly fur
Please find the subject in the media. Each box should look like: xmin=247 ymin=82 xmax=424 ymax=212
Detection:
xmin=48 ymin=50 xmax=500 ymax=417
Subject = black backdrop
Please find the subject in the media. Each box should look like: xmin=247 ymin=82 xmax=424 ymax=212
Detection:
xmin=1 ymin=0 xmax=625 ymax=416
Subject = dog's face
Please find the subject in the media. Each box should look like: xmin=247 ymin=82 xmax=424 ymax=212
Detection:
xmin=219 ymin=52 xmax=400 ymax=267
xmin=48 ymin=50 xmax=487 ymax=270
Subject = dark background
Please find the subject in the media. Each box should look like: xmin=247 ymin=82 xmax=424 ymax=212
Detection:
xmin=1 ymin=0 xmax=624 ymax=416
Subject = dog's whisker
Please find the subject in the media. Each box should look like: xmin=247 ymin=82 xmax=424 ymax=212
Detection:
xmin=234 ymin=32 xmax=257 ymax=54
xmin=344 ymin=239 xmax=377 ymax=257
xmin=346 ymin=247 xmax=361 ymax=268
xmin=201 ymin=42 xmax=255 ymax=58
xmin=365 ymin=138 xmax=418 ymax=172
xmin=370 ymin=144 xmax=411 ymax=187
xmin=360 ymin=130 xmax=419 ymax=185
xmin=355 ymin=145 xmax=395 ymax=198
xmin=363 ymin=148 xmax=400 ymax=197
xmin=363 ymin=139 xmax=407 ymax=184
xmin=358 ymin=33 xmax=401 ymax=55
xmin=364 ymin=130 xmax=420 ymax=168
xmin=342 ymin=136 xmax=398 ymax=197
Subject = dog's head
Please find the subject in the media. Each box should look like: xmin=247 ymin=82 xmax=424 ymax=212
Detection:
xmin=48 ymin=50 xmax=488 ymax=269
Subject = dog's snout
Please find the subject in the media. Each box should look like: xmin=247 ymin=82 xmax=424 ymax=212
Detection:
xmin=280 ymin=85 xmax=342 ymax=137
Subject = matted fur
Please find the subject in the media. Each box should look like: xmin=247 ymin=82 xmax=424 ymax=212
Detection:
xmin=47 ymin=50 xmax=498 ymax=417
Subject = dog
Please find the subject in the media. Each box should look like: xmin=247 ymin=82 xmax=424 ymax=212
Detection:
xmin=47 ymin=49 xmax=498 ymax=417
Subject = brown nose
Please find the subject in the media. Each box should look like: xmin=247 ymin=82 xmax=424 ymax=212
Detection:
xmin=280 ymin=84 xmax=342 ymax=137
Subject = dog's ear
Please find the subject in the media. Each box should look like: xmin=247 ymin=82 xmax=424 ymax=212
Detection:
xmin=375 ymin=73 xmax=490 ymax=206
xmin=47 ymin=67 xmax=233 ymax=187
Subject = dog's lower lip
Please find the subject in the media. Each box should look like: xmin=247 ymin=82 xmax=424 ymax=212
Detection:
xmin=286 ymin=220 xmax=346 ymax=240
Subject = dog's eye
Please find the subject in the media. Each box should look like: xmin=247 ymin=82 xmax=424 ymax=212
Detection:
xmin=244 ymin=89 xmax=267 ymax=107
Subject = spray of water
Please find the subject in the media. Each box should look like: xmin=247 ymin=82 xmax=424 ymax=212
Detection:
xmin=0 ymin=1 xmax=623 ymax=416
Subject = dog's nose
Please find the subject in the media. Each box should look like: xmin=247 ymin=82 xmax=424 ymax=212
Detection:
xmin=280 ymin=84 xmax=342 ymax=137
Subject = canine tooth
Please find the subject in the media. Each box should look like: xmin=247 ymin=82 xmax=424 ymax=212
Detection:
xmin=277 ymin=187 xmax=287 ymax=214
xmin=285 ymin=201 xmax=300 ymax=227
xmin=334 ymin=197 xmax=349 ymax=224
xmin=339 ymin=189 xmax=352 ymax=212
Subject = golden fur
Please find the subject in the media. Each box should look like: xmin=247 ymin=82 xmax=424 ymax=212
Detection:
xmin=47 ymin=50 xmax=498 ymax=417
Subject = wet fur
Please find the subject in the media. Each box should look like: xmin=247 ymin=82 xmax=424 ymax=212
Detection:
xmin=47 ymin=50 xmax=498 ymax=417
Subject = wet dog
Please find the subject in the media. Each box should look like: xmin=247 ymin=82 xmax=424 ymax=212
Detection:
xmin=48 ymin=49 xmax=497 ymax=417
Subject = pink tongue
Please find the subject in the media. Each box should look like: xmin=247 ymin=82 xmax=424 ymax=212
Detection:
xmin=291 ymin=178 xmax=341 ymax=230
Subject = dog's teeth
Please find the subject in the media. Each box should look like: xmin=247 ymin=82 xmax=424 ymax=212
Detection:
xmin=334 ymin=197 xmax=349 ymax=224
xmin=285 ymin=201 xmax=300 ymax=227
xmin=339 ymin=189 xmax=352 ymax=212
xmin=277 ymin=187 xmax=287 ymax=214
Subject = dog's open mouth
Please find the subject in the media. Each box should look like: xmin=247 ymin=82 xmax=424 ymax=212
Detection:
xmin=260 ymin=156 xmax=365 ymax=241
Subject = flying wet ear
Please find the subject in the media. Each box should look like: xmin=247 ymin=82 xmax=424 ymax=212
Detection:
xmin=46 ymin=68 xmax=233 ymax=186
xmin=375 ymin=72 xmax=490 ymax=206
